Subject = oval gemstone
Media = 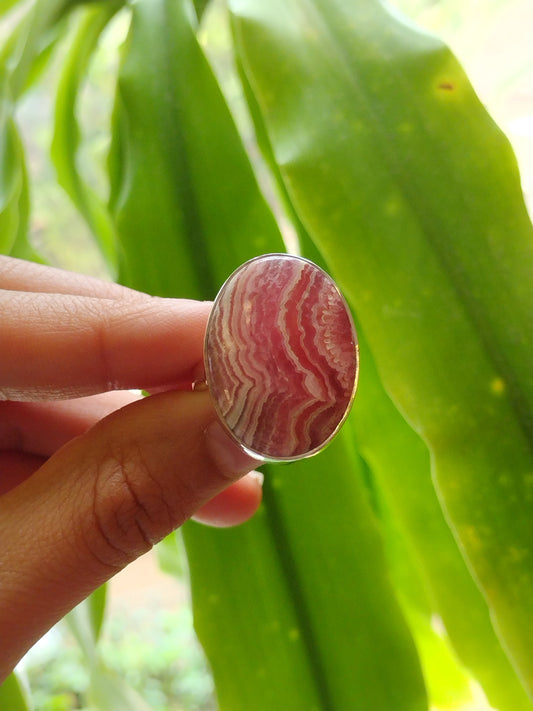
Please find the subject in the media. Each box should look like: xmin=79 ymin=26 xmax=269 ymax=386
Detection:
xmin=204 ymin=254 xmax=359 ymax=461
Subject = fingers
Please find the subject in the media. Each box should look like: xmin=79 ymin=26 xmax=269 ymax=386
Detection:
xmin=0 ymin=255 xmax=138 ymax=299
xmin=0 ymin=451 xmax=45 ymax=495
xmin=192 ymin=471 xmax=264 ymax=527
xmin=0 ymin=392 xmax=142 ymax=457
xmin=0 ymin=290 xmax=211 ymax=400
xmin=0 ymin=393 xmax=263 ymax=521
xmin=0 ymin=389 xmax=261 ymax=680
xmin=0 ymin=257 xmax=265 ymax=680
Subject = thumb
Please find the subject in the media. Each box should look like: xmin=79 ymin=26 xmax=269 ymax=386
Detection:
xmin=0 ymin=390 xmax=259 ymax=680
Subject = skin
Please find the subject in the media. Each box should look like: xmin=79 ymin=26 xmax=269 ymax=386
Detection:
xmin=0 ymin=256 xmax=262 ymax=682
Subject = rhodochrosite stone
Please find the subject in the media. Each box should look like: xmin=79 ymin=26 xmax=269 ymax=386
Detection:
xmin=205 ymin=254 xmax=358 ymax=460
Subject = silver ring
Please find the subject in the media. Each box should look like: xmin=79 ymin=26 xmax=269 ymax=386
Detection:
xmin=204 ymin=253 xmax=359 ymax=462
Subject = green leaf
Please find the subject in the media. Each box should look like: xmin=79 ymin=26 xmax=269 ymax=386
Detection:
xmin=1 ymin=0 xmax=104 ymax=100
xmin=300 ymin=229 xmax=531 ymax=707
xmin=374 ymin=492 xmax=473 ymax=710
xmin=7 ymin=153 xmax=45 ymax=263
xmin=51 ymin=1 xmax=122 ymax=273
xmin=0 ymin=0 xmax=24 ymax=19
xmin=242 ymin=30 xmax=532 ymax=703
xmin=23 ymin=18 xmax=71 ymax=96
xmin=87 ymin=663 xmax=152 ymax=711
xmin=185 ymin=430 xmax=427 ymax=711
xmin=352 ymin=327 xmax=532 ymax=710
xmin=184 ymin=515 xmax=325 ymax=711
xmin=293 ymin=228 xmax=532 ymax=708
xmin=193 ymin=0 xmax=211 ymax=22
xmin=65 ymin=588 xmax=156 ymax=709
xmin=230 ymin=0 xmax=533 ymax=695
xmin=0 ymin=71 xmax=27 ymax=256
xmin=155 ymin=531 xmax=186 ymax=580
xmin=0 ymin=1 xmax=44 ymax=263
xmin=87 ymin=585 xmax=107 ymax=643
xmin=0 ymin=671 xmax=33 ymax=711
xmin=1 ymin=0 xmax=71 ymax=100
xmin=66 ymin=588 xmax=153 ymax=708
xmin=109 ymin=0 xmax=283 ymax=298
xmin=65 ymin=586 xmax=108 ymax=665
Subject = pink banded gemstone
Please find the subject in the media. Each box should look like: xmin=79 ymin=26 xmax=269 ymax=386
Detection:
xmin=204 ymin=254 xmax=359 ymax=461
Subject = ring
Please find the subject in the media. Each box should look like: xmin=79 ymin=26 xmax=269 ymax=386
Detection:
xmin=204 ymin=254 xmax=359 ymax=461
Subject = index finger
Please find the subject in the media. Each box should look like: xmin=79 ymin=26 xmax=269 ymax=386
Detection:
xmin=0 ymin=255 xmax=137 ymax=299
xmin=0 ymin=289 xmax=211 ymax=401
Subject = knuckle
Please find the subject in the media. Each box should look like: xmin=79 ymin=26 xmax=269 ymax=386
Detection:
xmin=85 ymin=441 xmax=176 ymax=570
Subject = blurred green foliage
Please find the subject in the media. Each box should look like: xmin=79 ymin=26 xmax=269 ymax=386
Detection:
xmin=22 ymin=606 xmax=214 ymax=711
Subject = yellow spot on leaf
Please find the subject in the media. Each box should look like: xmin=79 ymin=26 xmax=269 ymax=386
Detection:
xmin=490 ymin=377 xmax=505 ymax=395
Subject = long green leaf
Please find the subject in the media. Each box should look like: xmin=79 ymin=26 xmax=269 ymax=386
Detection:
xmin=66 ymin=588 xmax=107 ymax=665
xmin=193 ymin=0 xmax=211 ymax=22
xmin=0 ymin=671 xmax=32 ymax=711
xmin=185 ymin=429 xmax=427 ymax=711
xmin=230 ymin=0 xmax=533 ymax=695
xmin=293 ymin=229 xmax=532 ymax=708
xmin=184 ymin=515 xmax=325 ymax=710
xmin=1 ymin=0 xmax=70 ymax=100
xmin=155 ymin=531 xmax=186 ymax=581
xmin=0 ymin=71 xmax=26 ymax=256
xmin=0 ymin=62 xmax=41 ymax=261
xmin=88 ymin=663 xmax=153 ymax=711
xmin=66 ymin=587 xmax=153 ymax=708
xmin=240 ymin=23 xmax=532 ymax=703
xmin=109 ymin=0 xmax=283 ymax=298
xmin=351 ymin=329 xmax=532 ymax=710
xmin=0 ymin=0 xmax=23 ymax=18
xmin=372 ymin=489 xmax=473 ymax=710
xmin=51 ymin=1 xmax=122 ymax=273
xmin=1 ymin=0 xmax=107 ymax=100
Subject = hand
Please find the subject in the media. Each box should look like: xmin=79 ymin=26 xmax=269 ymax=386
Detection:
xmin=0 ymin=256 xmax=262 ymax=681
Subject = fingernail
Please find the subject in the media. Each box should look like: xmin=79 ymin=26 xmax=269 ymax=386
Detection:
xmin=248 ymin=469 xmax=264 ymax=486
xmin=205 ymin=420 xmax=262 ymax=476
